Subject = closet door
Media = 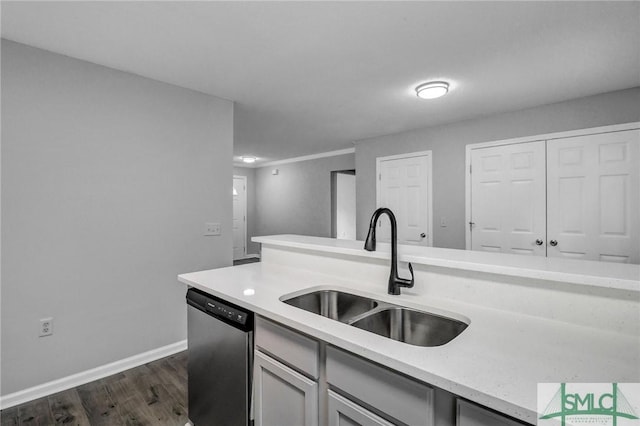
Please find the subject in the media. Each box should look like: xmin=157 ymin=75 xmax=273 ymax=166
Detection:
xmin=470 ymin=141 xmax=547 ymax=256
xmin=547 ymin=129 xmax=639 ymax=263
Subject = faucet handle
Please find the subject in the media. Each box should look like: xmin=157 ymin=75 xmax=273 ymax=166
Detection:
xmin=395 ymin=262 xmax=414 ymax=289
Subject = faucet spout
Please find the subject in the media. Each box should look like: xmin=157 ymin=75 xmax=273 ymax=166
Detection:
xmin=363 ymin=208 xmax=414 ymax=295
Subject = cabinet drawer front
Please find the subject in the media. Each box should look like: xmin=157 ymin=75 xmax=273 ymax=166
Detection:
xmin=326 ymin=346 xmax=433 ymax=426
xmin=254 ymin=351 xmax=319 ymax=426
xmin=457 ymin=399 xmax=525 ymax=426
xmin=255 ymin=316 xmax=319 ymax=379
xmin=328 ymin=390 xmax=394 ymax=426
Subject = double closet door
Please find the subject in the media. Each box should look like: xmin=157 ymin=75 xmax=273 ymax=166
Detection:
xmin=469 ymin=128 xmax=639 ymax=264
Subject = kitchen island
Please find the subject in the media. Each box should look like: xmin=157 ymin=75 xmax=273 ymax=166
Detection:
xmin=178 ymin=235 xmax=640 ymax=425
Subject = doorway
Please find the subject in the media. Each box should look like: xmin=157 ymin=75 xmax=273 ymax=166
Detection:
xmin=233 ymin=175 xmax=247 ymax=260
xmin=376 ymin=151 xmax=433 ymax=246
xmin=331 ymin=170 xmax=356 ymax=240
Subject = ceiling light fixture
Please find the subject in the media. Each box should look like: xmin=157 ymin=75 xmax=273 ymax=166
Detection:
xmin=241 ymin=156 xmax=257 ymax=164
xmin=415 ymin=81 xmax=449 ymax=99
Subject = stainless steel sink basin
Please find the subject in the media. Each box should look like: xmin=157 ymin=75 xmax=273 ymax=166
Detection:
xmin=350 ymin=307 xmax=468 ymax=347
xmin=281 ymin=289 xmax=468 ymax=346
xmin=282 ymin=290 xmax=378 ymax=323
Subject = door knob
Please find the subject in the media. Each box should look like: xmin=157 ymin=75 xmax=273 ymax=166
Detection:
xmin=420 ymin=233 xmax=426 ymax=238
xmin=549 ymin=240 xmax=558 ymax=246
xmin=535 ymin=239 xmax=544 ymax=246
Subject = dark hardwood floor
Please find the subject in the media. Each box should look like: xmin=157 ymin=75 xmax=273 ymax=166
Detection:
xmin=0 ymin=351 xmax=188 ymax=426
xmin=232 ymin=257 xmax=260 ymax=266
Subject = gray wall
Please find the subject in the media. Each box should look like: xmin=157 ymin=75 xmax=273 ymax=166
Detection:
xmin=233 ymin=166 xmax=259 ymax=255
xmin=1 ymin=40 xmax=234 ymax=395
xmin=355 ymin=87 xmax=640 ymax=249
xmin=255 ymin=154 xmax=355 ymax=238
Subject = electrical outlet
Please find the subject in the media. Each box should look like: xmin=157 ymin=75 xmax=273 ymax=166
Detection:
xmin=204 ymin=222 xmax=221 ymax=236
xmin=40 ymin=317 xmax=53 ymax=337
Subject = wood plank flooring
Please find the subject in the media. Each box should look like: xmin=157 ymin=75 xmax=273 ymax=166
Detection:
xmin=0 ymin=351 xmax=188 ymax=426
xmin=232 ymin=258 xmax=260 ymax=266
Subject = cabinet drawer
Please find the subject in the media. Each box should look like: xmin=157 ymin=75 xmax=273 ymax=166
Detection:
xmin=255 ymin=316 xmax=319 ymax=379
xmin=457 ymin=399 xmax=525 ymax=426
xmin=326 ymin=346 xmax=433 ymax=426
xmin=328 ymin=390 xmax=394 ymax=426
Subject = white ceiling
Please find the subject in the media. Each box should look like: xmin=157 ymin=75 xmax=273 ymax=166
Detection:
xmin=2 ymin=1 xmax=639 ymax=164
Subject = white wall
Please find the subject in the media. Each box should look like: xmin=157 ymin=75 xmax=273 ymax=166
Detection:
xmin=355 ymin=87 xmax=640 ymax=249
xmin=255 ymin=154 xmax=355 ymax=238
xmin=1 ymin=40 xmax=234 ymax=395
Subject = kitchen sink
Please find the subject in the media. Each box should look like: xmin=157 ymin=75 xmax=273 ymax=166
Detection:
xmin=281 ymin=289 xmax=468 ymax=346
xmin=350 ymin=307 xmax=468 ymax=347
xmin=282 ymin=290 xmax=378 ymax=323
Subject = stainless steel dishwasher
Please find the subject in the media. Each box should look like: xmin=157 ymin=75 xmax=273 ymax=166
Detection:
xmin=186 ymin=288 xmax=254 ymax=426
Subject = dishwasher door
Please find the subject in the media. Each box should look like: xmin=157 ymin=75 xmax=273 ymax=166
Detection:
xmin=187 ymin=290 xmax=253 ymax=426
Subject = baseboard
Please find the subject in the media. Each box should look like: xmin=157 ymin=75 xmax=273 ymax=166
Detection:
xmin=0 ymin=339 xmax=187 ymax=410
xmin=235 ymin=253 xmax=261 ymax=260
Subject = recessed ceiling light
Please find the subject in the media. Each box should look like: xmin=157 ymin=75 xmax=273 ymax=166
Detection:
xmin=241 ymin=156 xmax=257 ymax=164
xmin=415 ymin=81 xmax=449 ymax=99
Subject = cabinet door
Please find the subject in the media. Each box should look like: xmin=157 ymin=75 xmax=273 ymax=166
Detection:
xmin=457 ymin=399 xmax=524 ymax=426
xmin=328 ymin=390 xmax=394 ymax=426
xmin=254 ymin=350 xmax=318 ymax=426
xmin=547 ymin=129 xmax=640 ymax=263
xmin=470 ymin=141 xmax=547 ymax=256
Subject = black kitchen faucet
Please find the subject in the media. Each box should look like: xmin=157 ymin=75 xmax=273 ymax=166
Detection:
xmin=364 ymin=208 xmax=414 ymax=295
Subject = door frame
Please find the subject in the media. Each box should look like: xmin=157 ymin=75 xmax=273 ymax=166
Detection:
xmin=464 ymin=122 xmax=640 ymax=249
xmin=375 ymin=150 xmax=433 ymax=247
xmin=233 ymin=175 xmax=248 ymax=260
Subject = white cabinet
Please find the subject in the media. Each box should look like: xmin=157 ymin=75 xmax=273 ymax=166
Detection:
xmin=468 ymin=126 xmax=640 ymax=263
xmin=254 ymin=317 xmax=320 ymax=426
xmin=328 ymin=390 xmax=394 ymax=426
xmin=326 ymin=346 xmax=434 ymax=426
xmin=253 ymin=317 xmax=530 ymax=426
xmin=253 ymin=350 xmax=319 ymax=426
xmin=457 ymin=399 xmax=524 ymax=426
xmin=255 ymin=316 xmax=319 ymax=379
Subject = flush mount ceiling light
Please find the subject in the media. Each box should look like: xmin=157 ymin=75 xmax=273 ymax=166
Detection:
xmin=241 ymin=156 xmax=257 ymax=164
xmin=415 ymin=81 xmax=449 ymax=100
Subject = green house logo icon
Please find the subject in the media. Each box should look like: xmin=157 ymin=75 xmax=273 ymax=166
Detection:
xmin=540 ymin=383 xmax=639 ymax=425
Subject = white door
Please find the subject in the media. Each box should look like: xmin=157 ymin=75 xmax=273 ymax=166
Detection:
xmin=470 ymin=141 xmax=546 ymax=256
xmin=232 ymin=176 xmax=247 ymax=260
xmin=547 ymin=130 xmax=640 ymax=263
xmin=377 ymin=152 xmax=432 ymax=246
